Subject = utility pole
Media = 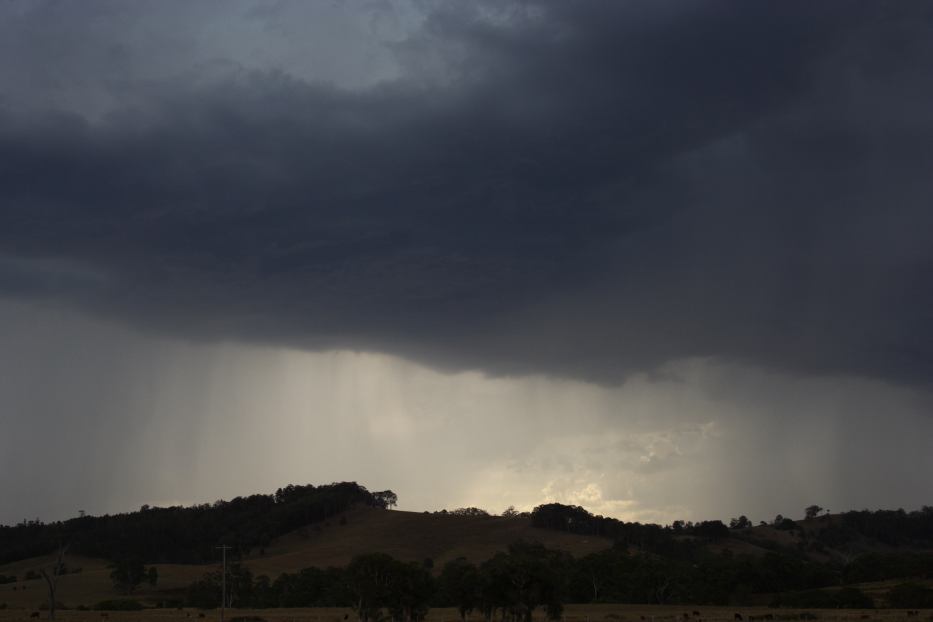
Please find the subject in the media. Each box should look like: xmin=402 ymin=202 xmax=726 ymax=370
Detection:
xmin=215 ymin=545 xmax=232 ymax=622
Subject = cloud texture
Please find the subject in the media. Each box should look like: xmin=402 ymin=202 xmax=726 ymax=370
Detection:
xmin=2 ymin=1 xmax=931 ymax=384
xmin=2 ymin=2 xmax=933 ymax=524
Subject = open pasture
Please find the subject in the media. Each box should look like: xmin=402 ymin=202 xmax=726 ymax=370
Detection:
xmin=0 ymin=605 xmax=929 ymax=622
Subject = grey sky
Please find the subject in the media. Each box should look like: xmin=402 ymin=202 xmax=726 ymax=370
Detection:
xmin=1 ymin=1 xmax=932 ymax=525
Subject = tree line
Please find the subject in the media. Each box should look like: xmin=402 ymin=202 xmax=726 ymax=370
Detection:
xmin=178 ymin=541 xmax=933 ymax=616
xmin=5 ymin=482 xmax=931 ymax=569
xmin=5 ymin=483 xmax=933 ymax=614
xmin=0 ymin=482 xmax=396 ymax=565
xmin=185 ymin=541 xmax=565 ymax=622
xmin=530 ymin=503 xmax=933 ymax=551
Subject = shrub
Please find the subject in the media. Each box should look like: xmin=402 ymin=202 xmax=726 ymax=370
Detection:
xmin=771 ymin=587 xmax=873 ymax=609
xmin=94 ymin=599 xmax=145 ymax=611
xmin=886 ymin=583 xmax=933 ymax=609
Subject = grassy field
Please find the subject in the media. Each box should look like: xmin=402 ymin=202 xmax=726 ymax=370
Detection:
xmin=1 ymin=510 xmax=929 ymax=621
xmin=0 ymin=605 xmax=930 ymax=622
xmin=252 ymin=507 xmax=612 ymax=573
xmin=0 ymin=508 xmax=612 ymax=610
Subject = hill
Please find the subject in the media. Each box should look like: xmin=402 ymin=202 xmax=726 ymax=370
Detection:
xmin=249 ymin=506 xmax=611 ymax=572
xmin=0 ymin=506 xmax=612 ymax=609
xmin=2 ymin=484 xmax=932 ymax=610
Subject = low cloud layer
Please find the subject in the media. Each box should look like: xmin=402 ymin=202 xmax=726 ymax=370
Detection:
xmin=1 ymin=1 xmax=932 ymax=384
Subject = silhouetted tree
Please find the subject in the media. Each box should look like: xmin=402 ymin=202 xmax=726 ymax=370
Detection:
xmin=730 ymin=516 xmax=751 ymax=529
xmin=692 ymin=520 xmax=730 ymax=540
xmin=346 ymin=553 xmax=395 ymax=622
xmin=384 ymin=561 xmax=433 ymax=622
xmin=481 ymin=541 xmax=566 ymax=622
xmin=438 ymin=558 xmax=480 ymax=621
xmin=449 ymin=507 xmax=490 ymax=517
xmin=109 ymin=557 xmax=150 ymax=594
xmin=572 ymin=549 xmax=614 ymax=602
xmin=373 ymin=491 xmax=398 ymax=510
xmin=39 ymin=543 xmax=68 ymax=620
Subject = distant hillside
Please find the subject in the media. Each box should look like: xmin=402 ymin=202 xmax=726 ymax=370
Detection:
xmin=0 ymin=482 xmax=395 ymax=565
xmin=529 ymin=502 xmax=933 ymax=561
xmin=5 ymin=483 xmax=930 ymax=569
xmin=2 ymin=484 xmax=932 ymax=610
xmin=0 ymin=506 xmax=611 ymax=609
xmin=245 ymin=506 xmax=611 ymax=573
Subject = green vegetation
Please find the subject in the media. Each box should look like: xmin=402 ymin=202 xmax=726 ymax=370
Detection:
xmin=183 ymin=541 xmax=564 ymax=622
xmin=885 ymin=583 xmax=933 ymax=609
xmin=177 ymin=540 xmax=932 ymax=613
xmin=0 ymin=482 xmax=396 ymax=564
xmin=93 ymin=599 xmax=145 ymax=611
xmin=109 ymin=557 xmax=158 ymax=594
xmin=771 ymin=587 xmax=874 ymax=609
xmin=3 ymin=484 xmax=933 ymax=611
xmin=812 ymin=507 xmax=933 ymax=547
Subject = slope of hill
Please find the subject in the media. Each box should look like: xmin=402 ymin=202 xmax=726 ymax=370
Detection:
xmin=246 ymin=506 xmax=612 ymax=573
xmin=0 ymin=483 xmax=395 ymax=566
xmin=0 ymin=507 xmax=612 ymax=609
xmin=3 ymin=486 xmax=932 ymax=610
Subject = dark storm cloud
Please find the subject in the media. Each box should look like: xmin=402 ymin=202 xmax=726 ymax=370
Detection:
xmin=1 ymin=1 xmax=932 ymax=383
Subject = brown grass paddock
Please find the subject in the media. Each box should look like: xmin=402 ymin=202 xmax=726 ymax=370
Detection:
xmin=0 ymin=605 xmax=930 ymax=622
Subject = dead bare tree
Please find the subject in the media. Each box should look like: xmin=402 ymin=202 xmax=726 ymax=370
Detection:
xmin=39 ymin=543 xmax=69 ymax=620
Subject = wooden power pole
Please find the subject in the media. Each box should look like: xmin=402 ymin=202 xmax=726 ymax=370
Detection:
xmin=215 ymin=545 xmax=232 ymax=622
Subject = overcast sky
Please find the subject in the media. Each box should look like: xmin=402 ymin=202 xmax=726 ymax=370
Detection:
xmin=1 ymin=0 xmax=932 ymax=527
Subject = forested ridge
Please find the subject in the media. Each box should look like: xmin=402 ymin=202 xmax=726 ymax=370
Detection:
xmin=173 ymin=504 xmax=933 ymax=613
xmin=3 ymin=484 xmax=933 ymax=613
xmin=0 ymin=482 xmax=396 ymax=564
